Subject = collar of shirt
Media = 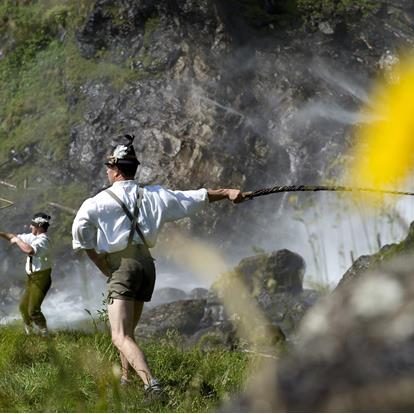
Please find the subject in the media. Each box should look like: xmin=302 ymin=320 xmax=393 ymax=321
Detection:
xmin=111 ymin=180 xmax=137 ymax=188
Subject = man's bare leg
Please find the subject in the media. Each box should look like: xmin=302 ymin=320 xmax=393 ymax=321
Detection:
xmin=108 ymin=298 xmax=153 ymax=385
xmin=119 ymin=301 xmax=144 ymax=382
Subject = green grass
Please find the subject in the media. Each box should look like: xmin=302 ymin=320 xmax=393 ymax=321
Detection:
xmin=0 ymin=324 xmax=250 ymax=412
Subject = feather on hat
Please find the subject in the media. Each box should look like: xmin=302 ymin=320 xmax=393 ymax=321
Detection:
xmin=105 ymin=134 xmax=140 ymax=167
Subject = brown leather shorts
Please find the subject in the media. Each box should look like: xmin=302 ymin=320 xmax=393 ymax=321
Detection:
xmin=106 ymin=244 xmax=155 ymax=302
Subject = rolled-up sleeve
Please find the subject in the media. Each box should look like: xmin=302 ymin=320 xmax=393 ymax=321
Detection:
xmin=30 ymin=237 xmax=50 ymax=256
xmin=17 ymin=233 xmax=35 ymax=254
xmin=72 ymin=198 xmax=98 ymax=251
xmin=157 ymin=187 xmax=208 ymax=222
xmin=17 ymin=233 xmax=31 ymax=244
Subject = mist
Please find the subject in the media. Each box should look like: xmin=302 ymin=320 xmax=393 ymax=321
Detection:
xmin=1 ymin=37 xmax=410 ymax=331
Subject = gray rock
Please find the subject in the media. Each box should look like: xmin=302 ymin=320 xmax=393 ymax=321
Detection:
xmin=136 ymin=298 xmax=206 ymax=339
xmin=258 ymin=289 xmax=321 ymax=337
xmin=214 ymin=249 xmax=305 ymax=297
xmin=335 ymin=254 xmax=374 ymax=290
xmin=336 ymin=221 xmax=414 ymax=290
xmin=318 ymin=21 xmax=334 ymax=35
xmin=135 ymin=250 xmax=314 ymax=346
xmin=205 ymin=250 xmax=318 ymax=342
xmin=150 ymin=287 xmax=187 ymax=306
xmin=188 ymin=287 xmax=209 ymax=299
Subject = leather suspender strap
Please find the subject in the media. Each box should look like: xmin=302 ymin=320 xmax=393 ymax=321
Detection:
xmin=127 ymin=202 xmax=139 ymax=246
xmin=127 ymin=187 xmax=144 ymax=246
xmin=105 ymin=187 xmax=149 ymax=250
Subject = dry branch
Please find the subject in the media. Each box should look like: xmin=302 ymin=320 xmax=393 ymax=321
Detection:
xmin=0 ymin=197 xmax=14 ymax=209
xmin=47 ymin=202 xmax=77 ymax=215
xmin=0 ymin=180 xmax=17 ymax=189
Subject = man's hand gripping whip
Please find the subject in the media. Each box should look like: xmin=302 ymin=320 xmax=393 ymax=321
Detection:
xmin=242 ymin=185 xmax=414 ymax=200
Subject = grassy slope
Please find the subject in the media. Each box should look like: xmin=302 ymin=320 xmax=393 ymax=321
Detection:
xmin=0 ymin=324 xmax=250 ymax=412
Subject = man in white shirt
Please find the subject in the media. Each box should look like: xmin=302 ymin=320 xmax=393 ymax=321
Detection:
xmin=72 ymin=134 xmax=245 ymax=395
xmin=0 ymin=212 xmax=52 ymax=336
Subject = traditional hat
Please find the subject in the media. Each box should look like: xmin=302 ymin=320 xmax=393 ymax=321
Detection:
xmin=105 ymin=134 xmax=140 ymax=167
xmin=31 ymin=212 xmax=51 ymax=227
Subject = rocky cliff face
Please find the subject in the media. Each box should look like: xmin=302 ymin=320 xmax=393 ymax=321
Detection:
xmin=1 ymin=0 xmax=414 ymax=284
xmin=65 ymin=0 xmax=414 ymax=245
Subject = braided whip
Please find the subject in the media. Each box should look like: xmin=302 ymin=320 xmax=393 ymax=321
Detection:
xmin=242 ymin=185 xmax=414 ymax=200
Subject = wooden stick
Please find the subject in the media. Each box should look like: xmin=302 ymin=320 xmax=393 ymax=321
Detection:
xmin=0 ymin=198 xmax=14 ymax=209
xmin=47 ymin=202 xmax=77 ymax=215
xmin=0 ymin=180 xmax=17 ymax=189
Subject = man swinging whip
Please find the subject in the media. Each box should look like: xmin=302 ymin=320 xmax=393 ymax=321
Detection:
xmin=0 ymin=212 xmax=52 ymax=337
xmin=71 ymin=134 xmax=245 ymax=396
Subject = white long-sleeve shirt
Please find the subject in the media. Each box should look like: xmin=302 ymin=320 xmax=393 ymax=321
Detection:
xmin=72 ymin=181 xmax=209 ymax=253
xmin=17 ymin=233 xmax=52 ymax=274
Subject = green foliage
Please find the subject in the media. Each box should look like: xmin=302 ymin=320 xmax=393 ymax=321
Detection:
xmin=85 ymin=293 xmax=110 ymax=332
xmin=0 ymin=0 xmax=151 ymax=168
xmin=0 ymin=325 xmax=250 ymax=412
xmin=296 ymin=0 xmax=381 ymax=27
xmin=0 ymin=42 xmax=69 ymax=164
xmin=0 ymin=0 xmax=151 ymax=257
xmin=64 ymin=36 xmax=142 ymax=90
xmin=43 ymin=4 xmax=73 ymax=28
xmin=368 ymin=224 xmax=414 ymax=266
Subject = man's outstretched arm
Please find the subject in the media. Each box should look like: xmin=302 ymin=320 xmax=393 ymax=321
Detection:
xmin=207 ymin=189 xmax=245 ymax=204
xmin=0 ymin=231 xmax=15 ymax=241
xmin=0 ymin=232 xmax=34 ymax=254
xmin=10 ymin=237 xmax=34 ymax=255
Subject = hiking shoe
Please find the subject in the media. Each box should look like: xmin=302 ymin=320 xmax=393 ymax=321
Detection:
xmin=24 ymin=324 xmax=33 ymax=335
xmin=120 ymin=377 xmax=132 ymax=387
xmin=39 ymin=328 xmax=49 ymax=338
xmin=144 ymin=378 xmax=162 ymax=392
xmin=144 ymin=378 xmax=167 ymax=402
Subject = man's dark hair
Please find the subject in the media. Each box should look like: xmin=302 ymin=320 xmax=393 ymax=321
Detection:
xmin=31 ymin=212 xmax=51 ymax=231
xmin=117 ymin=163 xmax=138 ymax=179
xmin=105 ymin=134 xmax=140 ymax=178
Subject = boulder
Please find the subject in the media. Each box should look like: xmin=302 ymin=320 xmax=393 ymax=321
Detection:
xmin=214 ymin=249 xmax=305 ymax=297
xmin=334 ymin=254 xmax=374 ymax=290
xmin=188 ymin=287 xmax=209 ymax=300
xmin=136 ymin=298 xmax=206 ymax=339
xmin=135 ymin=250 xmax=318 ymax=347
xmin=150 ymin=287 xmax=187 ymax=307
xmin=336 ymin=221 xmax=414 ymax=290
xmin=257 ymin=289 xmax=321 ymax=337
